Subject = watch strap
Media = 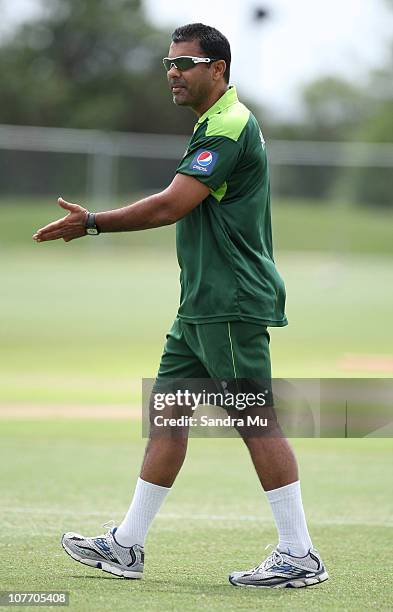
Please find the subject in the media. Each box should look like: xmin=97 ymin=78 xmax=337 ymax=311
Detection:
xmin=85 ymin=212 xmax=100 ymax=234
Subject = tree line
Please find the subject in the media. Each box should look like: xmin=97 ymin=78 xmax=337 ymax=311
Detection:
xmin=0 ymin=0 xmax=391 ymax=205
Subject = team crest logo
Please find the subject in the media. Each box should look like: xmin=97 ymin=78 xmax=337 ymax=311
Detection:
xmin=190 ymin=149 xmax=218 ymax=174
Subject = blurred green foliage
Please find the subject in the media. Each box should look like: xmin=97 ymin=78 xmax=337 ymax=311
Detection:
xmin=0 ymin=0 xmax=193 ymax=134
xmin=269 ymin=42 xmax=393 ymax=207
xmin=0 ymin=0 xmax=391 ymax=206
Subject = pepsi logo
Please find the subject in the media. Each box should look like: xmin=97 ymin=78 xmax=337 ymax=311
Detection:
xmin=196 ymin=151 xmax=213 ymax=166
xmin=189 ymin=148 xmax=218 ymax=174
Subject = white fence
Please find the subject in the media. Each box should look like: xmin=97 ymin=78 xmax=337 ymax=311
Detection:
xmin=0 ymin=124 xmax=392 ymax=205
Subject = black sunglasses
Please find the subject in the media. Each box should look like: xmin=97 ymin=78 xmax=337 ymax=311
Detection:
xmin=162 ymin=56 xmax=219 ymax=72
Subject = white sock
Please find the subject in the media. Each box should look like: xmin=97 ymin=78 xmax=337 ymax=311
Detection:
xmin=115 ymin=477 xmax=170 ymax=547
xmin=266 ymin=480 xmax=312 ymax=557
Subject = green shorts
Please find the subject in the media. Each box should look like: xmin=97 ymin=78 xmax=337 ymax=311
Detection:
xmin=150 ymin=318 xmax=276 ymax=434
xmin=156 ymin=317 xmax=271 ymax=381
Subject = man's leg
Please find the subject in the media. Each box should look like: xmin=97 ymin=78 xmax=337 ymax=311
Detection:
xmin=229 ymin=427 xmax=328 ymax=588
xmin=61 ymin=318 xmax=207 ymax=578
xmin=243 ymin=433 xmax=312 ymax=556
xmin=140 ymin=433 xmax=189 ymax=487
xmin=244 ymin=432 xmax=298 ymax=490
xmin=115 ymin=431 xmax=189 ymax=546
xmin=61 ymin=419 xmax=189 ymax=579
xmin=203 ymin=321 xmax=313 ymax=558
xmin=173 ymin=319 xmax=327 ymax=587
xmin=115 ymin=317 xmax=208 ymax=547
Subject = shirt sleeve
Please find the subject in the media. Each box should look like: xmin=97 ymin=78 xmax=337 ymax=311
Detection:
xmin=176 ymin=135 xmax=241 ymax=192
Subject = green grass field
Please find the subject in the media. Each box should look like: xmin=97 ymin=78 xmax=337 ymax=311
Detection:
xmin=1 ymin=198 xmax=392 ymax=610
xmin=1 ymin=238 xmax=392 ymax=404
xmin=3 ymin=197 xmax=393 ymax=254
xmin=1 ymin=198 xmax=393 ymax=404
xmin=0 ymin=420 xmax=392 ymax=611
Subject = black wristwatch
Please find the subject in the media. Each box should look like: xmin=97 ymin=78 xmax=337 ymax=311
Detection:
xmin=85 ymin=212 xmax=100 ymax=235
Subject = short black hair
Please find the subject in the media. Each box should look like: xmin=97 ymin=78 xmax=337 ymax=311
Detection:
xmin=171 ymin=23 xmax=231 ymax=84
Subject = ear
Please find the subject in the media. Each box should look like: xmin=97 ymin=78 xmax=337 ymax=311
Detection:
xmin=213 ymin=59 xmax=226 ymax=81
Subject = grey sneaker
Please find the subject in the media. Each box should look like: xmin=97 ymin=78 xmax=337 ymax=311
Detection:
xmin=61 ymin=524 xmax=144 ymax=579
xmin=229 ymin=546 xmax=329 ymax=589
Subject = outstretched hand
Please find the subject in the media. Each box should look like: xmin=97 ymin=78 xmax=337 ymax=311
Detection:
xmin=33 ymin=197 xmax=89 ymax=243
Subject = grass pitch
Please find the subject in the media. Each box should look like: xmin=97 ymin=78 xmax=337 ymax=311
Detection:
xmin=0 ymin=420 xmax=392 ymax=611
xmin=1 ymin=247 xmax=392 ymax=405
xmin=1 ymin=198 xmax=392 ymax=610
xmin=2 ymin=197 xmax=392 ymax=403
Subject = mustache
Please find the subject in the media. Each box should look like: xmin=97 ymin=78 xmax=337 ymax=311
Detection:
xmin=169 ymin=81 xmax=187 ymax=88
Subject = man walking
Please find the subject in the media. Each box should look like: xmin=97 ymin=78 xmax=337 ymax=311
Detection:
xmin=33 ymin=23 xmax=328 ymax=589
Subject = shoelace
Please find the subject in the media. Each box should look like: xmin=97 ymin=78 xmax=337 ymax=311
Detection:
xmin=253 ymin=544 xmax=284 ymax=574
xmin=102 ymin=519 xmax=116 ymax=532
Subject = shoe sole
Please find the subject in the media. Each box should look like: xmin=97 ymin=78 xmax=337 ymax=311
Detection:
xmin=61 ymin=537 xmax=143 ymax=580
xmin=229 ymin=570 xmax=329 ymax=589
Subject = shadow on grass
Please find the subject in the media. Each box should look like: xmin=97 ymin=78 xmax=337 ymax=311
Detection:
xmin=68 ymin=573 xmax=329 ymax=599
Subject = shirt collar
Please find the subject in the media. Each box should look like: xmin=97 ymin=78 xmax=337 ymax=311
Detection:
xmin=195 ymin=85 xmax=238 ymax=128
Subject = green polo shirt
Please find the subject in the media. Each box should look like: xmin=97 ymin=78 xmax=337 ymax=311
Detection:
xmin=175 ymin=86 xmax=287 ymax=327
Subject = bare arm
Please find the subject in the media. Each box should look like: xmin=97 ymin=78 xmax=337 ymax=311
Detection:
xmin=33 ymin=173 xmax=210 ymax=243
